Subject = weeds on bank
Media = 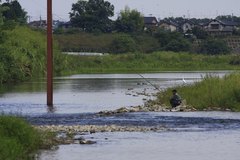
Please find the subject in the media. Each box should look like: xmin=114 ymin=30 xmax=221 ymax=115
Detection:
xmin=0 ymin=116 xmax=56 ymax=160
xmin=156 ymin=73 xmax=240 ymax=111
xmin=62 ymin=52 xmax=238 ymax=75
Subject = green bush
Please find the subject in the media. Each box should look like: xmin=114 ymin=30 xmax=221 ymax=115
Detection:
xmin=134 ymin=34 xmax=160 ymax=53
xmin=156 ymin=73 xmax=240 ymax=111
xmin=192 ymin=26 xmax=208 ymax=39
xmin=54 ymin=31 xmax=114 ymax=52
xmin=110 ymin=34 xmax=137 ymax=53
xmin=61 ymin=51 xmax=238 ymax=75
xmin=0 ymin=116 xmax=41 ymax=160
xmin=0 ymin=138 xmax=24 ymax=160
xmin=154 ymin=29 xmax=192 ymax=52
xmin=199 ymin=39 xmax=231 ymax=55
xmin=0 ymin=26 xmax=64 ymax=84
xmin=229 ymin=55 xmax=240 ymax=65
xmin=165 ymin=39 xmax=191 ymax=52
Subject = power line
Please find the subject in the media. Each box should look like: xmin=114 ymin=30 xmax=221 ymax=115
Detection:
xmin=28 ymin=0 xmax=68 ymax=21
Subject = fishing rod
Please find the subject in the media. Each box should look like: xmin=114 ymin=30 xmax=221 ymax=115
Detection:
xmin=138 ymin=74 xmax=161 ymax=91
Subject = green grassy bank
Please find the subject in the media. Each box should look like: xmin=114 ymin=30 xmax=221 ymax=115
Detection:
xmin=155 ymin=73 xmax=240 ymax=111
xmin=0 ymin=26 xmax=65 ymax=84
xmin=0 ymin=116 xmax=55 ymax=160
xmin=62 ymin=52 xmax=239 ymax=75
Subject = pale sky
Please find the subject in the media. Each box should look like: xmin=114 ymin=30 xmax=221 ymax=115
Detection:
xmin=17 ymin=0 xmax=240 ymax=21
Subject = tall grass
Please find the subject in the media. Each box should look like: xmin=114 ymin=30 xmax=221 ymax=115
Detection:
xmin=55 ymin=32 xmax=161 ymax=53
xmin=0 ymin=116 xmax=42 ymax=159
xmin=55 ymin=32 xmax=114 ymax=52
xmin=0 ymin=26 xmax=65 ymax=84
xmin=62 ymin=52 xmax=239 ymax=75
xmin=156 ymin=73 xmax=240 ymax=111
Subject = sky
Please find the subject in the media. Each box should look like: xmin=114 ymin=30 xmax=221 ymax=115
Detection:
xmin=17 ymin=0 xmax=240 ymax=22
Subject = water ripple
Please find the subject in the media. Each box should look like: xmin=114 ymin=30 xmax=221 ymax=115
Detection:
xmin=24 ymin=112 xmax=240 ymax=131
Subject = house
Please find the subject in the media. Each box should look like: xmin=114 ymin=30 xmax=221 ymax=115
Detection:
xmin=144 ymin=17 xmax=158 ymax=30
xmin=29 ymin=20 xmax=70 ymax=30
xmin=159 ymin=20 xmax=178 ymax=32
xmin=179 ymin=20 xmax=195 ymax=33
xmin=58 ymin=21 xmax=72 ymax=29
xmin=53 ymin=20 xmax=62 ymax=30
xmin=28 ymin=20 xmax=47 ymax=29
xmin=204 ymin=19 xmax=239 ymax=36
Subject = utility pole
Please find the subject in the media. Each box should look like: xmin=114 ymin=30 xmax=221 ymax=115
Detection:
xmin=47 ymin=0 xmax=53 ymax=106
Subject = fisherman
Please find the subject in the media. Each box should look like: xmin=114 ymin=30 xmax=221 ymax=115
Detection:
xmin=170 ymin=89 xmax=182 ymax=108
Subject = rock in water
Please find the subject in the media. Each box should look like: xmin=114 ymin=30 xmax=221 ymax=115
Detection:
xmin=79 ymin=140 xmax=97 ymax=145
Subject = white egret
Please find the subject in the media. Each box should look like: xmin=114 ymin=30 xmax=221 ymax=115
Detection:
xmin=182 ymin=78 xmax=187 ymax=84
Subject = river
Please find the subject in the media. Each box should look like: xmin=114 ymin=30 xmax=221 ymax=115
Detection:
xmin=1 ymin=71 xmax=240 ymax=160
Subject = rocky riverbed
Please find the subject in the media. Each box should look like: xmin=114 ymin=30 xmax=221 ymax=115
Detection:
xmin=35 ymin=125 xmax=168 ymax=145
xmin=36 ymin=124 xmax=167 ymax=134
xmin=33 ymin=102 xmax=195 ymax=147
xmin=97 ymin=101 xmax=195 ymax=116
xmin=33 ymin=102 xmax=229 ymax=146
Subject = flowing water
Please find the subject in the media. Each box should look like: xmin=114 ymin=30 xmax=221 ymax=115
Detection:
xmin=39 ymin=130 xmax=240 ymax=160
xmin=1 ymin=71 xmax=239 ymax=160
xmin=0 ymin=71 xmax=227 ymax=115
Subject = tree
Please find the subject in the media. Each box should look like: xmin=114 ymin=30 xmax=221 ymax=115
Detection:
xmin=154 ymin=29 xmax=191 ymax=52
xmin=216 ymin=15 xmax=240 ymax=23
xmin=1 ymin=0 xmax=27 ymax=24
xmin=200 ymin=39 xmax=231 ymax=55
xmin=110 ymin=34 xmax=137 ymax=53
xmin=115 ymin=6 xmax=144 ymax=33
xmin=165 ymin=39 xmax=191 ymax=52
xmin=192 ymin=26 xmax=208 ymax=39
xmin=69 ymin=0 xmax=114 ymax=32
xmin=163 ymin=17 xmax=186 ymax=25
xmin=0 ymin=5 xmax=4 ymax=26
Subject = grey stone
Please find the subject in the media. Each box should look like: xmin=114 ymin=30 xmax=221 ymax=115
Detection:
xmin=79 ymin=140 xmax=97 ymax=145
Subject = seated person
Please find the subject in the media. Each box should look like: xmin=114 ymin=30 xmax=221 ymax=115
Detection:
xmin=170 ymin=89 xmax=182 ymax=108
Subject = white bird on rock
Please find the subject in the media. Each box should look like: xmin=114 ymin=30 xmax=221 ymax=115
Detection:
xmin=182 ymin=78 xmax=187 ymax=84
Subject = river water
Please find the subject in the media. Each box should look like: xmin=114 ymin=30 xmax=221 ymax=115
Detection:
xmin=1 ymin=71 xmax=240 ymax=160
xmin=0 ymin=71 xmax=227 ymax=114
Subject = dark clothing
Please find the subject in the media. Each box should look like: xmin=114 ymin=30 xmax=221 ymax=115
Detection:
xmin=170 ymin=94 xmax=182 ymax=108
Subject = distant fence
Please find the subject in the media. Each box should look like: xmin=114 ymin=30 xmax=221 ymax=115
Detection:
xmin=225 ymin=37 xmax=240 ymax=53
xmin=194 ymin=37 xmax=240 ymax=53
xmin=62 ymin=52 xmax=109 ymax=56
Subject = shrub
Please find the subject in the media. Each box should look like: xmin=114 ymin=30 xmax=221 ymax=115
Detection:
xmin=229 ymin=55 xmax=240 ymax=65
xmin=134 ymin=34 xmax=160 ymax=53
xmin=0 ymin=138 xmax=23 ymax=160
xmin=156 ymin=73 xmax=240 ymax=111
xmin=0 ymin=116 xmax=41 ymax=159
xmin=154 ymin=29 xmax=192 ymax=52
xmin=199 ymin=39 xmax=231 ymax=55
xmin=165 ymin=39 xmax=191 ymax=52
xmin=110 ymin=34 xmax=137 ymax=53
xmin=0 ymin=26 xmax=64 ymax=83
xmin=192 ymin=26 xmax=208 ymax=39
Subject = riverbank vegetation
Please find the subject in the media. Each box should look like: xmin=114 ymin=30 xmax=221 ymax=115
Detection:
xmin=1 ymin=1 xmax=238 ymax=85
xmin=55 ymin=28 xmax=234 ymax=55
xmin=53 ymin=0 xmax=240 ymax=55
xmin=0 ymin=116 xmax=57 ymax=160
xmin=62 ymin=52 xmax=239 ymax=75
xmin=0 ymin=0 xmax=239 ymax=159
xmin=0 ymin=26 xmax=66 ymax=84
xmin=0 ymin=1 xmax=67 ymax=84
xmin=155 ymin=73 xmax=240 ymax=111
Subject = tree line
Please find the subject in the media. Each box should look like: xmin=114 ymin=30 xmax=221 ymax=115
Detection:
xmin=0 ymin=0 xmax=235 ymax=56
xmin=69 ymin=0 xmax=144 ymax=33
xmin=62 ymin=0 xmax=233 ymax=55
xmin=0 ymin=1 xmax=65 ymax=84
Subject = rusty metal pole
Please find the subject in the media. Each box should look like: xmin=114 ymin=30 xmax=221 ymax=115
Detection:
xmin=47 ymin=0 xmax=53 ymax=106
